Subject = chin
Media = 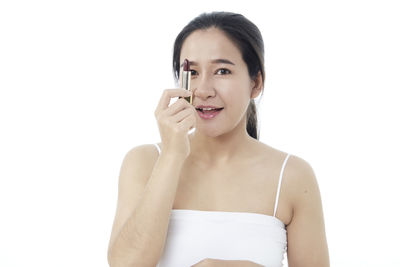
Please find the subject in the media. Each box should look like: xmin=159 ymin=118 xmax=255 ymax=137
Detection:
xmin=195 ymin=127 xmax=224 ymax=138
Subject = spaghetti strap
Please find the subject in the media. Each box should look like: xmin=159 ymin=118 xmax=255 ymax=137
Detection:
xmin=273 ymin=153 xmax=291 ymax=217
xmin=154 ymin=143 xmax=161 ymax=154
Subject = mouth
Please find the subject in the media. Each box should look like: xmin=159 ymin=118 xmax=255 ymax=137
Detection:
xmin=196 ymin=107 xmax=224 ymax=119
xmin=195 ymin=107 xmax=224 ymax=113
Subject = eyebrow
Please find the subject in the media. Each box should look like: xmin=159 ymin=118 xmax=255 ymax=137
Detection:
xmin=180 ymin=58 xmax=235 ymax=68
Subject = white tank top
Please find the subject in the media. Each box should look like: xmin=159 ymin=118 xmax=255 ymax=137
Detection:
xmin=153 ymin=143 xmax=290 ymax=267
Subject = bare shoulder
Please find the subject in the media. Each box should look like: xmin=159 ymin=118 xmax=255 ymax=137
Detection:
xmin=113 ymin=144 xmax=161 ymax=195
xmin=122 ymin=143 xmax=160 ymax=175
xmin=258 ymin=141 xmax=318 ymax=202
xmin=274 ymin=150 xmax=321 ymax=215
xmin=256 ymin=142 xmax=322 ymax=223
xmin=115 ymin=143 xmax=161 ymax=203
xmin=280 ymin=152 xmax=330 ymax=266
xmin=125 ymin=143 xmax=159 ymax=159
xmin=283 ymin=153 xmax=321 ymax=207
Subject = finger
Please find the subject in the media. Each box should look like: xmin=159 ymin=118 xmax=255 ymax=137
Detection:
xmin=164 ymin=98 xmax=192 ymax=117
xmin=155 ymin=89 xmax=192 ymax=114
xmin=178 ymin=114 xmax=196 ymax=131
xmin=170 ymin=106 xmax=192 ymax=123
xmin=178 ymin=88 xmax=193 ymax=100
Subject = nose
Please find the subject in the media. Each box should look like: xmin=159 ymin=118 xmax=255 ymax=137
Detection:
xmin=192 ymin=75 xmax=216 ymax=100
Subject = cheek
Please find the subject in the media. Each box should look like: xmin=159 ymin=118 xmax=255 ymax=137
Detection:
xmin=223 ymin=91 xmax=249 ymax=113
xmin=217 ymin=75 xmax=249 ymax=90
xmin=218 ymin=78 xmax=252 ymax=101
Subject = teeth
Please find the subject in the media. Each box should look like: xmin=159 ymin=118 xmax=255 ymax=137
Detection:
xmin=198 ymin=107 xmax=221 ymax=111
xmin=196 ymin=107 xmax=223 ymax=111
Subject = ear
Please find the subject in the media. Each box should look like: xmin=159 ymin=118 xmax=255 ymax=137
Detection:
xmin=250 ymin=71 xmax=263 ymax=99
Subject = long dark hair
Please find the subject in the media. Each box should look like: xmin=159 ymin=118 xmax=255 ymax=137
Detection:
xmin=172 ymin=11 xmax=265 ymax=140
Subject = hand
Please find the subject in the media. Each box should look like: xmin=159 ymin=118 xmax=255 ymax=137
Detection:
xmin=154 ymin=88 xmax=196 ymax=159
xmin=190 ymin=258 xmax=264 ymax=267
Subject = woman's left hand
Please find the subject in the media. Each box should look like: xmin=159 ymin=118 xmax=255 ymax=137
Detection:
xmin=190 ymin=258 xmax=264 ymax=267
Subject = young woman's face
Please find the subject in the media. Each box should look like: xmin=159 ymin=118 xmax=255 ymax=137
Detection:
xmin=179 ymin=27 xmax=261 ymax=136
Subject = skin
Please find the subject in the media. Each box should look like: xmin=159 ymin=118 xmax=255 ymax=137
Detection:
xmin=179 ymin=27 xmax=262 ymax=168
xmin=160 ymin=27 xmax=330 ymax=266
xmin=107 ymin=26 xmax=329 ymax=267
xmin=190 ymin=258 xmax=263 ymax=267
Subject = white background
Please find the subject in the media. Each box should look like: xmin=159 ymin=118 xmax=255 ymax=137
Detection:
xmin=1 ymin=0 xmax=399 ymax=266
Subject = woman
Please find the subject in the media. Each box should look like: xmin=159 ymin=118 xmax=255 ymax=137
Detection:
xmin=107 ymin=11 xmax=329 ymax=267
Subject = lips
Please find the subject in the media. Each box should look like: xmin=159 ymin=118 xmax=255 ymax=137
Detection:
xmin=196 ymin=107 xmax=224 ymax=113
xmin=195 ymin=104 xmax=224 ymax=112
xmin=196 ymin=108 xmax=223 ymax=119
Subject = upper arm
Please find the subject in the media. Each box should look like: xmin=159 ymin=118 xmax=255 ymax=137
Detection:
xmin=107 ymin=144 xmax=157 ymax=258
xmin=286 ymin=156 xmax=330 ymax=267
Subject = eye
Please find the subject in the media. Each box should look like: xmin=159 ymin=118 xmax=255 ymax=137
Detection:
xmin=216 ymin=68 xmax=231 ymax=75
xmin=190 ymin=70 xmax=198 ymax=76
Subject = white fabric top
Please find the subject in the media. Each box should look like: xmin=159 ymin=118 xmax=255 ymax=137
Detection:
xmin=154 ymin=143 xmax=290 ymax=267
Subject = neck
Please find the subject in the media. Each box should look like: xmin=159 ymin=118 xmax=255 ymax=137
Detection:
xmin=187 ymin=117 xmax=255 ymax=167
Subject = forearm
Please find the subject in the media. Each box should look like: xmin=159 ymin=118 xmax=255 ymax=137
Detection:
xmin=109 ymin=153 xmax=186 ymax=266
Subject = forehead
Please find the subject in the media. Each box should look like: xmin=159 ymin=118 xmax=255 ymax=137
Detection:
xmin=180 ymin=28 xmax=243 ymax=64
